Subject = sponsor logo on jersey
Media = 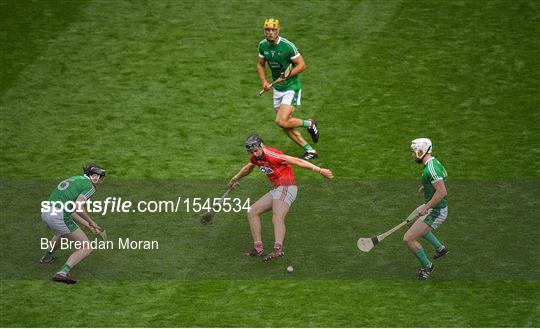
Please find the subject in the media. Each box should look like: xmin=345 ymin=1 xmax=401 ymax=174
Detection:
xmin=260 ymin=166 xmax=274 ymax=174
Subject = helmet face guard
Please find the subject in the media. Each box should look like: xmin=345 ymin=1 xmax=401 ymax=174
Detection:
xmin=245 ymin=135 xmax=263 ymax=152
xmin=84 ymin=163 xmax=106 ymax=178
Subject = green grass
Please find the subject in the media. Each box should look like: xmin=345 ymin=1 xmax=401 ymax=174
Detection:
xmin=1 ymin=280 xmax=538 ymax=327
xmin=1 ymin=0 xmax=539 ymax=179
xmin=1 ymin=0 xmax=539 ymax=327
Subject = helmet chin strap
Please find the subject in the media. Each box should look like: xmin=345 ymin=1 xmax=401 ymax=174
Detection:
xmin=256 ymin=145 xmax=265 ymax=159
xmin=416 ymin=145 xmax=432 ymax=163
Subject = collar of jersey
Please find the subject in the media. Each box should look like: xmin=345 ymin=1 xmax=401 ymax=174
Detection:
xmin=424 ymin=157 xmax=435 ymax=166
xmin=269 ymin=37 xmax=281 ymax=46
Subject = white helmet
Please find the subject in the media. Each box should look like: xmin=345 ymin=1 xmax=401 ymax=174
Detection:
xmin=410 ymin=138 xmax=432 ymax=160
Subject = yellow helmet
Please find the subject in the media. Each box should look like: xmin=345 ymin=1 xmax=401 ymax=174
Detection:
xmin=263 ymin=18 xmax=280 ymax=30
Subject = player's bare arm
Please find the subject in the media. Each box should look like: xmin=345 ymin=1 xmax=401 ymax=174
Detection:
xmin=283 ymin=155 xmax=333 ymax=179
xmin=276 ymin=55 xmax=306 ymax=84
xmin=74 ymin=194 xmax=100 ymax=231
xmin=418 ymin=180 xmax=447 ymax=215
xmin=257 ymin=57 xmax=271 ymax=91
xmin=228 ymin=163 xmax=256 ymax=189
xmin=287 ymin=55 xmax=305 ymax=79
xmin=71 ymin=211 xmax=99 ymax=235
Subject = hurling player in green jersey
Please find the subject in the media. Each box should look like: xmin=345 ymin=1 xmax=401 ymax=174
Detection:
xmin=257 ymin=18 xmax=320 ymax=161
xmin=40 ymin=164 xmax=105 ymax=284
xmin=404 ymin=138 xmax=449 ymax=280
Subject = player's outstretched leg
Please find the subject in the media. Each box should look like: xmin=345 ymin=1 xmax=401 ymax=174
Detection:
xmin=52 ymin=229 xmax=93 ymax=284
xmin=404 ymin=219 xmax=434 ymax=280
xmin=283 ymin=128 xmax=318 ymax=160
xmin=263 ymin=198 xmax=290 ymax=262
xmin=245 ymin=193 xmax=272 ymax=257
xmin=276 ymin=105 xmax=318 ymax=159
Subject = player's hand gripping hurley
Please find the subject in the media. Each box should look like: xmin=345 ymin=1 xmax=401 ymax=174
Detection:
xmin=259 ymin=64 xmax=292 ymax=96
xmin=96 ymin=228 xmax=107 ymax=242
xmin=357 ymin=210 xmax=419 ymax=252
xmin=87 ymin=220 xmax=107 ymax=242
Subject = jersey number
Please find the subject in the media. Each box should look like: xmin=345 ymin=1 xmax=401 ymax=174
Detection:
xmin=57 ymin=178 xmax=75 ymax=191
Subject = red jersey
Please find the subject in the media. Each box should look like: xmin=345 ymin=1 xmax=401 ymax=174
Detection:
xmin=250 ymin=146 xmax=297 ymax=187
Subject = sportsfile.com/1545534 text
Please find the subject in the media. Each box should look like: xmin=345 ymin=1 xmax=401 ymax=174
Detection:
xmin=40 ymin=197 xmax=251 ymax=216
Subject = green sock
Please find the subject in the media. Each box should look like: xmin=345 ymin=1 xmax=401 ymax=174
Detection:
xmin=302 ymin=120 xmax=310 ymax=128
xmin=303 ymin=144 xmax=314 ymax=151
xmin=58 ymin=263 xmax=71 ymax=274
xmin=422 ymin=232 xmax=443 ymax=251
xmin=413 ymin=249 xmax=432 ymax=268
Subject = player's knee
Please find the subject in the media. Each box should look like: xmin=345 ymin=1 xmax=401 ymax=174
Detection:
xmin=275 ymin=117 xmax=287 ymax=128
xmin=76 ymin=246 xmax=92 ymax=258
xmin=272 ymin=213 xmax=286 ymax=223
xmin=247 ymin=208 xmax=260 ymax=218
xmin=403 ymin=234 xmax=413 ymax=244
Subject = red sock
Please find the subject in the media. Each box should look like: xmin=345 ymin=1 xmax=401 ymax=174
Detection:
xmin=254 ymin=241 xmax=263 ymax=252
xmin=274 ymin=242 xmax=283 ymax=251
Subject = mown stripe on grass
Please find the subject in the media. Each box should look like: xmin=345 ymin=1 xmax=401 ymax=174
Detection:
xmin=1 ymin=280 xmax=538 ymax=327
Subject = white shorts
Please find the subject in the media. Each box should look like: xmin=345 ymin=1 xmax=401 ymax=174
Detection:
xmin=273 ymin=89 xmax=302 ymax=110
xmin=269 ymin=185 xmax=298 ymax=207
xmin=41 ymin=210 xmax=77 ymax=235
xmin=419 ymin=207 xmax=448 ymax=230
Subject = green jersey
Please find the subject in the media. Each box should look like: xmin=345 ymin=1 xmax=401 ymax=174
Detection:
xmin=258 ymin=36 xmax=302 ymax=92
xmin=48 ymin=175 xmax=95 ymax=217
xmin=422 ymin=157 xmax=448 ymax=210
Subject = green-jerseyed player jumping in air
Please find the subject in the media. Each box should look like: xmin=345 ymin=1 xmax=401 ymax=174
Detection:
xmin=404 ymin=138 xmax=449 ymax=280
xmin=257 ymin=18 xmax=320 ymax=161
xmin=40 ymin=163 xmax=106 ymax=284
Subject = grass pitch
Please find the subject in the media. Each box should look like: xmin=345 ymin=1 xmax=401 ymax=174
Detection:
xmin=1 ymin=0 xmax=539 ymax=327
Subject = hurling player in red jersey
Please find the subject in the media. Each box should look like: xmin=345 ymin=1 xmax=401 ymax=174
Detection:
xmin=227 ymin=135 xmax=333 ymax=261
